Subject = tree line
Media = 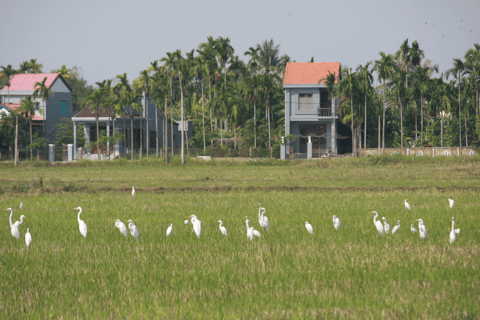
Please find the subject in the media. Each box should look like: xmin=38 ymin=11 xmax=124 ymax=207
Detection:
xmin=1 ymin=38 xmax=479 ymax=162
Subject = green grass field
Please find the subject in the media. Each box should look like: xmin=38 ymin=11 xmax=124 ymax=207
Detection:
xmin=1 ymin=156 xmax=479 ymax=319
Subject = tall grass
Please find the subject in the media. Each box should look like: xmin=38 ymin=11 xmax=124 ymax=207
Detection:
xmin=0 ymin=158 xmax=479 ymax=319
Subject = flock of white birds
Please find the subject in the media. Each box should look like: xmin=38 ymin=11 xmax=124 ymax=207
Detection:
xmin=4 ymin=186 xmax=460 ymax=248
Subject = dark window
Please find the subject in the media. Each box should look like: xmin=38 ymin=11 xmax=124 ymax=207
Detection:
xmin=149 ymin=131 xmax=156 ymax=148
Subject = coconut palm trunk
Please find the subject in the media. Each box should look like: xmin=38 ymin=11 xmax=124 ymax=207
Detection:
xmin=420 ymin=93 xmax=424 ymax=147
xmin=201 ymin=81 xmax=206 ymax=154
xmin=164 ymin=96 xmax=168 ymax=163
xmin=254 ymin=100 xmax=257 ymax=148
xmin=382 ymin=79 xmax=386 ymax=148
xmin=155 ymin=103 xmax=158 ymax=157
xmin=458 ymin=71 xmax=462 ymax=147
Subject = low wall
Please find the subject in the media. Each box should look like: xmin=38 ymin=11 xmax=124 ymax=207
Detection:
xmin=359 ymin=147 xmax=477 ymax=157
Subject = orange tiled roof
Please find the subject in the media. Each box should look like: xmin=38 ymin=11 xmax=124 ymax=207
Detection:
xmin=283 ymin=62 xmax=341 ymax=85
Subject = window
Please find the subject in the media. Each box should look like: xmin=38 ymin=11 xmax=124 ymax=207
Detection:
xmin=149 ymin=131 xmax=156 ymax=149
xmin=61 ymin=101 xmax=67 ymax=115
xmin=298 ymin=94 xmax=314 ymax=111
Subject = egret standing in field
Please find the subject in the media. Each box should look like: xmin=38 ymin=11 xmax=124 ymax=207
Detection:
xmin=20 ymin=202 xmax=24 ymax=210
xmin=415 ymin=219 xmax=427 ymax=242
xmin=332 ymin=215 xmax=341 ymax=231
xmin=258 ymin=204 xmax=270 ymax=231
xmin=187 ymin=215 xmax=201 ymax=238
xmin=245 ymin=216 xmax=254 ymax=241
xmin=25 ymin=228 xmax=32 ymax=248
xmin=74 ymin=207 xmax=87 ymax=238
xmin=383 ymin=217 xmax=390 ymax=234
xmin=6 ymin=208 xmax=27 ymax=240
xmin=449 ymin=217 xmax=457 ymax=244
xmin=217 ymin=220 xmax=227 ymax=236
xmin=127 ymin=219 xmax=139 ymax=242
xmin=114 ymin=219 xmax=128 ymax=237
xmin=304 ymin=221 xmax=313 ymax=234
xmin=132 ymin=186 xmax=135 ymax=196
xmin=371 ymin=211 xmax=384 ymax=236
xmin=404 ymin=199 xmax=411 ymax=210
xmin=448 ymin=198 xmax=454 ymax=209
xmin=166 ymin=224 xmax=173 ymax=236
xmin=410 ymin=224 xmax=417 ymax=233
xmin=392 ymin=220 xmax=401 ymax=234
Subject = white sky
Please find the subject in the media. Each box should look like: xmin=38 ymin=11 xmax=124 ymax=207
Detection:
xmin=1 ymin=0 xmax=479 ymax=86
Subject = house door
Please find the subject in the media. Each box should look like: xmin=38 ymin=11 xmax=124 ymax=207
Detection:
xmin=299 ymin=124 xmax=326 ymax=156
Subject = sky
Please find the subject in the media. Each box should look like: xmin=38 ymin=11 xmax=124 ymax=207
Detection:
xmin=1 ymin=0 xmax=479 ymax=87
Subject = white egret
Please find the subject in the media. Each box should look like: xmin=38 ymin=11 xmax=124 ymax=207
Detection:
xmin=20 ymin=202 xmax=24 ymax=210
xmin=449 ymin=217 xmax=456 ymax=244
xmin=448 ymin=198 xmax=454 ymax=209
xmin=187 ymin=215 xmax=201 ymax=238
xmin=304 ymin=221 xmax=313 ymax=234
xmin=258 ymin=204 xmax=270 ymax=231
xmin=184 ymin=220 xmax=189 ymax=225
xmin=415 ymin=219 xmax=427 ymax=242
xmin=245 ymin=216 xmax=254 ymax=241
xmin=7 ymin=208 xmax=26 ymax=240
xmin=404 ymin=199 xmax=411 ymax=210
xmin=114 ymin=219 xmax=128 ymax=237
xmin=371 ymin=211 xmax=384 ymax=235
xmin=127 ymin=219 xmax=139 ymax=242
xmin=166 ymin=224 xmax=173 ymax=236
xmin=217 ymin=220 xmax=227 ymax=236
xmin=74 ymin=207 xmax=87 ymax=238
xmin=392 ymin=220 xmax=401 ymax=234
xmin=132 ymin=186 xmax=135 ymax=196
xmin=410 ymin=224 xmax=417 ymax=233
xmin=25 ymin=228 xmax=32 ymax=248
xmin=332 ymin=215 xmax=341 ymax=230
xmin=383 ymin=217 xmax=390 ymax=234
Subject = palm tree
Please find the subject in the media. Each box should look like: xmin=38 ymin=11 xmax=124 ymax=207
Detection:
xmin=161 ymin=51 xmax=177 ymax=157
xmin=412 ymin=65 xmax=437 ymax=146
xmin=0 ymin=65 xmax=17 ymax=105
xmin=278 ymin=54 xmax=291 ymax=79
xmin=172 ymin=49 xmax=186 ymax=163
xmin=356 ymin=62 xmax=373 ymax=148
xmin=214 ymin=37 xmax=234 ymax=88
xmin=257 ymin=39 xmax=281 ymax=74
xmin=373 ymin=52 xmax=396 ymax=148
xmin=242 ymin=75 xmax=260 ymax=148
xmin=124 ymin=91 xmax=142 ymax=160
xmin=18 ymin=96 xmax=38 ymax=160
xmin=52 ymin=65 xmax=74 ymax=79
xmin=340 ymin=67 xmax=358 ymax=155
xmin=320 ymin=71 xmax=338 ymax=155
xmin=464 ymin=44 xmax=480 ymax=136
xmin=28 ymin=59 xmax=43 ymax=73
xmin=19 ymin=61 xmax=30 ymax=73
xmin=33 ymin=76 xmax=54 ymax=134
xmin=198 ymin=38 xmax=218 ymax=132
xmin=115 ymin=73 xmax=131 ymax=154
xmin=192 ymin=56 xmax=209 ymax=154
xmin=446 ymin=58 xmax=466 ymax=147
xmin=85 ymin=90 xmax=103 ymax=160
xmin=139 ymin=69 xmax=154 ymax=157
xmin=244 ymin=47 xmax=260 ymax=75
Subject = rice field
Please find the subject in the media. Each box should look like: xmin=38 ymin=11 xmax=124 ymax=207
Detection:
xmin=1 ymin=156 xmax=479 ymax=319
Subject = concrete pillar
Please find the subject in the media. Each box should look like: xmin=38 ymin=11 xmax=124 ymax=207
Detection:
xmin=48 ymin=144 xmax=55 ymax=163
xmin=307 ymin=136 xmax=312 ymax=160
xmin=68 ymin=144 xmax=73 ymax=162
xmin=73 ymin=121 xmax=77 ymax=157
xmin=280 ymin=136 xmax=285 ymax=160
xmin=433 ymin=148 xmax=435 ymax=157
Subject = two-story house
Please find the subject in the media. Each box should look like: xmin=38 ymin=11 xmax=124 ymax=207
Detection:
xmin=0 ymin=73 xmax=75 ymax=142
xmin=283 ymin=62 xmax=342 ymax=157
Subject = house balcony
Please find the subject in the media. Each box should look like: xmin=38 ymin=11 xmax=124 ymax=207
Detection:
xmin=291 ymin=102 xmax=338 ymax=118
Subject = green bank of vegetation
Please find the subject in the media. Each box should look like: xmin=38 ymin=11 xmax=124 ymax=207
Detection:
xmin=1 ymin=158 xmax=479 ymax=318
xmin=1 ymin=40 xmax=480 ymax=161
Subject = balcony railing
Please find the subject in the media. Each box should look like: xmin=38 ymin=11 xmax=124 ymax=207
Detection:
xmin=291 ymin=102 xmax=337 ymax=117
